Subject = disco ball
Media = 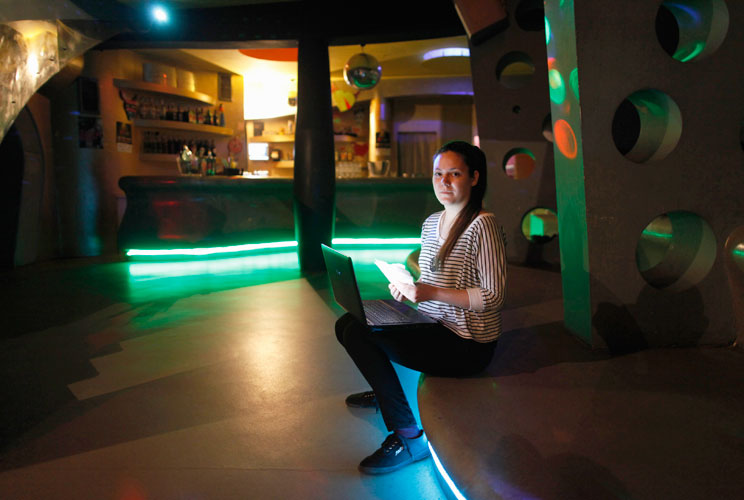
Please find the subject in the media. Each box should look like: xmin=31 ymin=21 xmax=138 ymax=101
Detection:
xmin=343 ymin=53 xmax=382 ymax=90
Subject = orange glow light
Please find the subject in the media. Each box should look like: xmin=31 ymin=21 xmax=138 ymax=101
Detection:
xmin=239 ymin=48 xmax=298 ymax=62
xmin=554 ymin=119 xmax=577 ymax=159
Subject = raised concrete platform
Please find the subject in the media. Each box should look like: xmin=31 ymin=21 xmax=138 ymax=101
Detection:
xmin=418 ymin=266 xmax=744 ymax=500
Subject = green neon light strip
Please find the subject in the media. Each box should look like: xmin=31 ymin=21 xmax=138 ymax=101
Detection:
xmin=332 ymin=237 xmax=421 ymax=245
xmin=125 ymin=238 xmax=422 ymax=257
xmin=733 ymin=249 xmax=744 ymax=257
xmin=126 ymin=241 xmax=298 ymax=257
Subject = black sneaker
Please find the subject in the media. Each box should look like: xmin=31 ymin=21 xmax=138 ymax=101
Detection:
xmin=358 ymin=432 xmax=430 ymax=475
xmin=345 ymin=391 xmax=378 ymax=409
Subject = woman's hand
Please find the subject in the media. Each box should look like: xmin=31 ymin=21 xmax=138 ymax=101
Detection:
xmin=388 ymin=282 xmax=433 ymax=303
xmin=389 ymin=282 xmax=473 ymax=309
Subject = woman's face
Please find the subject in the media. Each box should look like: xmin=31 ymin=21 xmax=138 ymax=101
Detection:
xmin=432 ymin=151 xmax=479 ymax=209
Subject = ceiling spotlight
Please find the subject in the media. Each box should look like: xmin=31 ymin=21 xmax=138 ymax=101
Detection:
xmin=151 ymin=5 xmax=169 ymax=24
xmin=423 ymin=48 xmax=470 ymax=61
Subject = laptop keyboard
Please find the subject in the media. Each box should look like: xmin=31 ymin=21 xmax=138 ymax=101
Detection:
xmin=364 ymin=301 xmax=412 ymax=325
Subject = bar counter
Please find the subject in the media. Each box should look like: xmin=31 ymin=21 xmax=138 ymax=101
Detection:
xmin=118 ymin=176 xmax=440 ymax=252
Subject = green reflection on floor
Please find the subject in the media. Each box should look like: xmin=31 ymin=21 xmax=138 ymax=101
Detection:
xmin=126 ymin=251 xmax=302 ymax=303
xmin=125 ymin=245 xmax=420 ymax=303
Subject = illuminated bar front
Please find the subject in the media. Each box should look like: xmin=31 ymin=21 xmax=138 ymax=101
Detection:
xmin=118 ymin=176 xmax=438 ymax=258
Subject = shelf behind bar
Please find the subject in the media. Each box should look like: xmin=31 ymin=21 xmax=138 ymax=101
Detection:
xmin=133 ymin=119 xmax=234 ymax=136
xmin=248 ymin=135 xmax=294 ymax=143
xmin=114 ymin=78 xmax=215 ymax=106
xmin=140 ymin=153 xmax=179 ymax=163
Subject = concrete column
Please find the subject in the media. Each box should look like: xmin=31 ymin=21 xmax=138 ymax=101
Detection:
xmin=294 ymin=37 xmax=335 ymax=273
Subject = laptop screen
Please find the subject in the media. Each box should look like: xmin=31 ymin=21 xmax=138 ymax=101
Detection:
xmin=321 ymin=244 xmax=367 ymax=323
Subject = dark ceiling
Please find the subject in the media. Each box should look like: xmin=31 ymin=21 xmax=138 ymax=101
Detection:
xmin=70 ymin=0 xmax=466 ymax=49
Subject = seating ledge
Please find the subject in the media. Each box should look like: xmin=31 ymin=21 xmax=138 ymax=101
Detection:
xmin=418 ymin=317 xmax=744 ymax=500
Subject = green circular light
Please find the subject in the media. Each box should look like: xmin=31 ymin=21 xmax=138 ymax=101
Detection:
xmin=569 ymin=67 xmax=580 ymax=102
xmin=548 ymin=69 xmax=566 ymax=104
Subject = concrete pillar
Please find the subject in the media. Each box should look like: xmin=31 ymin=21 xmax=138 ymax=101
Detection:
xmin=545 ymin=0 xmax=743 ymax=350
xmin=294 ymin=37 xmax=335 ymax=273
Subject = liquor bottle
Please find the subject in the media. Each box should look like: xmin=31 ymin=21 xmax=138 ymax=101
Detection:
xmin=179 ymin=144 xmax=193 ymax=174
xmin=218 ymin=104 xmax=225 ymax=127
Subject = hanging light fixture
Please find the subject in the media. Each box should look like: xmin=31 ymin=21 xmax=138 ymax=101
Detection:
xmin=343 ymin=45 xmax=382 ymax=90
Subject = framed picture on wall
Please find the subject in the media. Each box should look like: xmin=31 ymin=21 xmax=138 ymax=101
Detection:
xmin=218 ymin=73 xmax=232 ymax=102
xmin=77 ymin=77 xmax=100 ymax=115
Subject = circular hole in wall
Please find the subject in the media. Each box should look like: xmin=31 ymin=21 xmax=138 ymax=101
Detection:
xmin=733 ymin=241 xmax=744 ymax=274
xmin=521 ymin=208 xmax=558 ymax=243
xmin=636 ymin=211 xmax=717 ymax=292
xmin=611 ymin=89 xmax=682 ymax=163
xmin=515 ymin=0 xmax=545 ymax=31
xmin=655 ymin=0 xmax=729 ymax=62
xmin=496 ymin=52 xmax=535 ymax=89
xmin=503 ymin=148 xmax=536 ymax=179
xmin=542 ymin=114 xmax=553 ymax=142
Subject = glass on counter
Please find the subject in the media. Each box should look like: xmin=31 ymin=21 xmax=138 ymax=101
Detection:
xmin=336 ymin=161 xmax=365 ymax=178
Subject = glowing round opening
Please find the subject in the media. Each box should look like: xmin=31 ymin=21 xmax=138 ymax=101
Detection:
xmin=734 ymin=241 xmax=744 ymax=274
xmin=521 ymin=208 xmax=558 ymax=243
xmin=636 ymin=211 xmax=717 ymax=292
xmin=495 ymin=51 xmax=535 ymax=89
xmin=503 ymin=148 xmax=536 ymax=180
xmin=655 ymin=0 xmax=729 ymax=62
xmin=612 ymin=89 xmax=682 ymax=163
xmin=515 ymin=0 xmax=545 ymax=31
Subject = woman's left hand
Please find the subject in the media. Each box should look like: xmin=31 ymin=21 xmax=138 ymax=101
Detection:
xmin=389 ymin=282 xmax=433 ymax=303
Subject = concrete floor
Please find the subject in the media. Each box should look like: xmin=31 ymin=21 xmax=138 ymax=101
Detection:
xmin=0 ymin=250 xmax=445 ymax=500
xmin=6 ymin=251 xmax=739 ymax=499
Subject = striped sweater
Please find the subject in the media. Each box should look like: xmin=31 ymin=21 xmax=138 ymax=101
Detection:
xmin=417 ymin=211 xmax=507 ymax=343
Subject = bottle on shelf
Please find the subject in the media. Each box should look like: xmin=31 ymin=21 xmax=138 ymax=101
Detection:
xmin=159 ymin=99 xmax=167 ymax=120
xmin=178 ymin=144 xmax=193 ymax=174
xmin=218 ymin=104 xmax=225 ymax=127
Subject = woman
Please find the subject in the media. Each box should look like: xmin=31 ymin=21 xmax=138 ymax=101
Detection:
xmin=335 ymin=141 xmax=506 ymax=474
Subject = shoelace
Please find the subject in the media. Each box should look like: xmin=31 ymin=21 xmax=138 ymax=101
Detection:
xmin=381 ymin=434 xmax=405 ymax=455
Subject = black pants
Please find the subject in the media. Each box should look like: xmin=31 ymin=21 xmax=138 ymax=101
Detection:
xmin=335 ymin=313 xmax=497 ymax=431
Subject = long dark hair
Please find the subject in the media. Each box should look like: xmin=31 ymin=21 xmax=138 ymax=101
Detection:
xmin=432 ymin=141 xmax=488 ymax=271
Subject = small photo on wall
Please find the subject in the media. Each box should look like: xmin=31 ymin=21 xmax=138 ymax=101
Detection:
xmin=78 ymin=116 xmax=103 ymax=149
xmin=116 ymin=121 xmax=132 ymax=153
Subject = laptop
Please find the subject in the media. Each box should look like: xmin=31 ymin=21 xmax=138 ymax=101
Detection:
xmin=321 ymin=244 xmax=437 ymax=330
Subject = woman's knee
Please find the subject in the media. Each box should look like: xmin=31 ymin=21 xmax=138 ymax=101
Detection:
xmin=335 ymin=313 xmax=359 ymax=345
